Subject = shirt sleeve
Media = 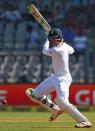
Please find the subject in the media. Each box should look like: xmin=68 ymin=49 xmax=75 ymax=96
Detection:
xmin=64 ymin=43 xmax=74 ymax=54
xmin=42 ymin=39 xmax=52 ymax=56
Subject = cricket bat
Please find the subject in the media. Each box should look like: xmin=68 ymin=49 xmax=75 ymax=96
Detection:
xmin=28 ymin=4 xmax=51 ymax=33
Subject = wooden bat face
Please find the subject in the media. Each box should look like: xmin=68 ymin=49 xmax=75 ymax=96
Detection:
xmin=28 ymin=4 xmax=51 ymax=33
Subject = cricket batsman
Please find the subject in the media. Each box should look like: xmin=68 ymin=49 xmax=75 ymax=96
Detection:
xmin=26 ymin=28 xmax=92 ymax=128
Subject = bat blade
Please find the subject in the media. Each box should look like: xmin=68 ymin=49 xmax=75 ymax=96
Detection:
xmin=28 ymin=4 xmax=51 ymax=33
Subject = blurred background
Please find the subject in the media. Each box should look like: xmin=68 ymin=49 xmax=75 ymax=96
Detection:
xmin=0 ymin=0 xmax=95 ymax=110
xmin=0 ymin=0 xmax=95 ymax=83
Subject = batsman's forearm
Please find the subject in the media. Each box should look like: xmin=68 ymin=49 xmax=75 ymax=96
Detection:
xmin=42 ymin=39 xmax=51 ymax=56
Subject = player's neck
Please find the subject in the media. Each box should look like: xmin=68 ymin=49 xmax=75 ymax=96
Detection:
xmin=56 ymin=42 xmax=63 ymax=47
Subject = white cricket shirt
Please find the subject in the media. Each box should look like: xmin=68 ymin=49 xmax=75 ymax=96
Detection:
xmin=42 ymin=39 xmax=74 ymax=80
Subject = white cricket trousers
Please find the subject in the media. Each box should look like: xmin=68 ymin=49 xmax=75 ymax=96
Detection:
xmin=33 ymin=74 xmax=71 ymax=102
xmin=33 ymin=74 xmax=89 ymax=122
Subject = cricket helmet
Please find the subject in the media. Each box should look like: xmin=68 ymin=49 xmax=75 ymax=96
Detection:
xmin=48 ymin=28 xmax=63 ymax=40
